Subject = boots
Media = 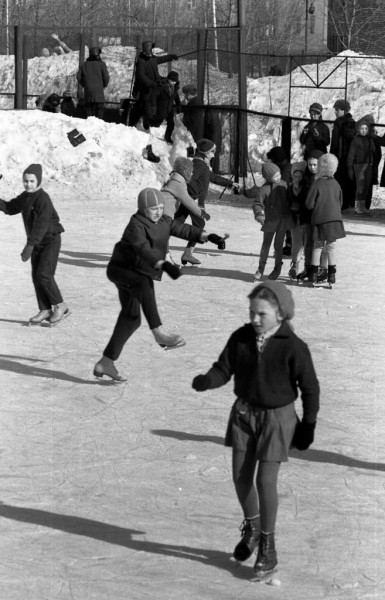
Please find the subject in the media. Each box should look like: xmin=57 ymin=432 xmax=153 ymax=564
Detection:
xmin=308 ymin=265 xmax=319 ymax=285
xmin=233 ymin=516 xmax=260 ymax=562
xmin=288 ymin=261 xmax=298 ymax=279
xmin=268 ymin=262 xmax=282 ymax=280
xmin=328 ymin=265 xmax=336 ymax=287
xmin=181 ymin=247 xmax=201 ymax=266
xmin=296 ymin=264 xmax=310 ymax=284
xmin=253 ymin=264 xmax=265 ymax=281
xmin=146 ymin=144 xmax=160 ymax=163
xmin=93 ymin=356 xmax=127 ymax=382
xmin=29 ymin=308 xmax=52 ymax=325
xmin=315 ymin=266 xmax=328 ymax=284
xmin=354 ymin=200 xmax=364 ymax=215
xmin=152 ymin=327 xmax=185 ymax=349
xmin=49 ymin=302 xmax=70 ymax=326
xmin=253 ymin=531 xmax=277 ymax=578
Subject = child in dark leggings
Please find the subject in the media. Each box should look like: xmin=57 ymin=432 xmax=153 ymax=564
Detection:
xmin=192 ymin=281 xmax=319 ymax=579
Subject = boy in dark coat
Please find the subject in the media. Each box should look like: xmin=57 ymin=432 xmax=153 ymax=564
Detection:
xmin=149 ymin=71 xmax=181 ymax=144
xmin=0 ymin=164 xmax=69 ymax=326
xmin=330 ymin=99 xmax=356 ymax=210
xmin=299 ymin=102 xmax=330 ymax=159
xmin=77 ymin=47 xmax=110 ymax=119
xmin=181 ymin=84 xmax=204 ymax=142
xmin=347 ymin=115 xmax=379 ymax=215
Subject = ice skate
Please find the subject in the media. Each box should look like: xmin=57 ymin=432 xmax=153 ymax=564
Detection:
xmin=48 ymin=303 xmax=71 ymax=326
xmin=327 ymin=265 xmax=336 ymax=289
xmin=288 ymin=262 xmax=297 ymax=280
xmin=29 ymin=309 xmax=52 ymax=326
xmin=181 ymin=248 xmax=201 ymax=266
xmin=232 ymin=516 xmax=260 ymax=562
xmin=253 ymin=532 xmax=278 ymax=583
xmin=268 ymin=262 xmax=282 ymax=280
xmin=313 ymin=266 xmax=328 ymax=287
xmin=152 ymin=328 xmax=186 ymax=349
xmin=93 ymin=357 xmax=127 ymax=382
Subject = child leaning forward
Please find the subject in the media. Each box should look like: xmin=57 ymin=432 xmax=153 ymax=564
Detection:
xmin=192 ymin=281 xmax=320 ymax=580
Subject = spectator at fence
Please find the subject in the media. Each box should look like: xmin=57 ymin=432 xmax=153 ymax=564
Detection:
xmin=60 ymin=89 xmax=77 ymax=117
xmin=330 ymin=99 xmax=356 ymax=211
xmin=266 ymin=146 xmax=292 ymax=256
xmin=346 ymin=115 xmax=378 ymax=215
xmin=38 ymin=93 xmax=61 ymax=113
xmin=77 ymin=47 xmax=110 ymax=119
xmin=129 ymin=40 xmax=178 ymax=131
xmin=148 ymin=71 xmax=181 ymax=144
xmin=181 ymin=84 xmax=204 ymax=142
xmin=299 ymin=103 xmax=330 ymax=159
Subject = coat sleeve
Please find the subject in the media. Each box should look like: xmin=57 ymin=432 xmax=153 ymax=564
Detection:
xmin=27 ymin=193 xmax=52 ymax=246
xmin=346 ymin=138 xmax=357 ymax=166
xmin=0 ymin=194 xmax=24 ymax=215
xmin=76 ymin=67 xmax=84 ymax=86
xmin=169 ymin=219 xmax=203 ymax=244
xmin=102 ymin=62 xmax=110 ymax=88
xmin=165 ymin=180 xmax=202 ymax=217
xmin=136 ymin=59 xmax=157 ymax=89
xmin=294 ymin=342 xmax=320 ymax=423
xmin=210 ymin=172 xmax=233 ymax=188
xmin=252 ymin=188 xmax=265 ymax=218
xmin=305 ymin=183 xmax=317 ymax=210
xmin=200 ymin=333 xmax=238 ymax=389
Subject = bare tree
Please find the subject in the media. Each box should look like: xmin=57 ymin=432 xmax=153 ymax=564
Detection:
xmin=327 ymin=0 xmax=385 ymax=54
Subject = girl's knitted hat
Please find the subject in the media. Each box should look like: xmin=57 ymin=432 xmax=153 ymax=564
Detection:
xmin=309 ymin=102 xmax=323 ymax=114
xmin=173 ymin=156 xmax=193 ymax=182
xmin=317 ymin=153 xmax=338 ymax=178
xmin=253 ymin=281 xmax=295 ymax=320
xmin=23 ymin=163 xmax=42 ymax=187
xmin=137 ymin=188 xmax=164 ymax=214
xmin=262 ymin=162 xmax=280 ymax=183
xmin=197 ymin=138 xmax=216 ymax=154
xmin=291 ymin=161 xmax=307 ymax=176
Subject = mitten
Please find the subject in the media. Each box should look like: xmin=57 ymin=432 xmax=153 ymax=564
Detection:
xmin=162 ymin=261 xmax=181 ymax=280
xmin=256 ymin=215 xmax=265 ymax=225
xmin=347 ymin=167 xmax=354 ymax=180
xmin=292 ymin=421 xmax=316 ymax=451
xmin=208 ymin=233 xmax=226 ymax=250
xmin=21 ymin=244 xmax=33 ymax=262
xmin=192 ymin=374 xmax=211 ymax=391
xmin=201 ymin=209 xmax=211 ymax=221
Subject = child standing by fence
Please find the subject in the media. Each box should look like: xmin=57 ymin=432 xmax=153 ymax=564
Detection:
xmin=192 ymin=280 xmax=320 ymax=580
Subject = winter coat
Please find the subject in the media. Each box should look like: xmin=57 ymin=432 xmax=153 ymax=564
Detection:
xmin=346 ymin=134 xmax=376 ymax=167
xmin=133 ymin=51 xmax=177 ymax=95
xmin=0 ymin=188 xmax=64 ymax=246
xmin=288 ymin=184 xmax=309 ymax=225
xmin=77 ymin=57 xmax=109 ymax=103
xmin=187 ymin=155 xmax=233 ymax=207
xmin=182 ymin=96 xmax=204 ymax=142
xmin=60 ymin=98 xmax=77 ymax=117
xmin=161 ymin=172 xmax=202 ymax=219
xmin=151 ymin=78 xmax=181 ymax=124
xmin=299 ymin=119 xmax=330 ymax=159
xmin=198 ymin=321 xmax=320 ymax=421
xmin=252 ymin=180 xmax=295 ymax=232
xmin=305 ymin=178 xmax=343 ymax=225
xmin=330 ymin=113 xmax=356 ymax=161
xmin=109 ymin=213 xmax=203 ymax=281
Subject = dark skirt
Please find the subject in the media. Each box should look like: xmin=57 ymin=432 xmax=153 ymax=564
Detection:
xmin=312 ymin=220 xmax=346 ymax=242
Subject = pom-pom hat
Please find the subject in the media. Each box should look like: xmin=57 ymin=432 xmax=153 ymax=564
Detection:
xmin=253 ymin=281 xmax=295 ymax=320
xmin=23 ymin=163 xmax=42 ymax=187
xmin=137 ymin=188 xmax=164 ymax=214
xmin=262 ymin=162 xmax=280 ymax=183
xmin=197 ymin=138 xmax=216 ymax=153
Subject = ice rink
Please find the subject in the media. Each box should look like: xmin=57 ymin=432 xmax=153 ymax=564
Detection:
xmin=0 ymin=193 xmax=384 ymax=599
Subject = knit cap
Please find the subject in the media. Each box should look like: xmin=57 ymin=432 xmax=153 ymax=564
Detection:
xmin=308 ymin=149 xmax=325 ymax=159
xmin=253 ymin=281 xmax=295 ymax=320
xmin=182 ymin=84 xmax=197 ymax=96
xmin=317 ymin=153 xmax=338 ymax=178
xmin=167 ymin=71 xmax=179 ymax=82
xmin=266 ymin=146 xmax=287 ymax=164
xmin=197 ymin=138 xmax=216 ymax=153
xmin=173 ymin=157 xmax=193 ymax=182
xmin=261 ymin=162 xmax=280 ymax=183
xmin=137 ymin=188 xmax=164 ymax=214
xmin=23 ymin=164 xmax=42 ymax=187
xmin=142 ymin=40 xmax=154 ymax=54
xmin=89 ymin=47 xmax=101 ymax=57
xmin=334 ymin=99 xmax=351 ymax=112
xmin=309 ymin=102 xmax=323 ymax=114
xmin=291 ymin=161 xmax=307 ymax=176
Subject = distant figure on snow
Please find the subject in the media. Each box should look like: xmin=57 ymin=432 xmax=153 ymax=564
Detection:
xmin=77 ymin=47 xmax=110 ymax=119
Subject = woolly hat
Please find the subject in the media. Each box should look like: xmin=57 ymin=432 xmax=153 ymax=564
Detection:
xmin=291 ymin=161 xmax=307 ymax=176
xmin=173 ymin=157 xmax=193 ymax=182
xmin=317 ymin=153 xmax=338 ymax=178
xmin=266 ymin=146 xmax=287 ymax=164
xmin=137 ymin=188 xmax=164 ymax=214
xmin=309 ymin=102 xmax=323 ymax=114
xmin=23 ymin=163 xmax=42 ymax=187
xmin=333 ymin=99 xmax=351 ymax=112
xmin=182 ymin=84 xmax=197 ymax=96
xmin=252 ymin=281 xmax=295 ymax=320
xmin=197 ymin=138 xmax=216 ymax=153
xmin=89 ymin=47 xmax=101 ymax=57
xmin=142 ymin=40 xmax=154 ymax=54
xmin=261 ymin=162 xmax=281 ymax=183
xmin=167 ymin=71 xmax=179 ymax=82
xmin=308 ymin=149 xmax=325 ymax=160
xmin=357 ymin=114 xmax=374 ymax=130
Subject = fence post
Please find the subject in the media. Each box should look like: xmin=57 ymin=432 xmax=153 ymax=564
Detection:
xmin=196 ymin=29 xmax=206 ymax=103
xmin=22 ymin=33 xmax=28 ymax=109
xmin=236 ymin=0 xmax=248 ymax=180
xmin=281 ymin=117 xmax=292 ymax=160
xmin=14 ymin=25 xmax=23 ymax=109
xmin=77 ymin=32 xmax=85 ymax=99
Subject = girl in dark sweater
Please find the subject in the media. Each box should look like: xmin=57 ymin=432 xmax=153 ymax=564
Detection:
xmin=192 ymin=281 xmax=319 ymax=581
xmin=0 ymin=164 xmax=69 ymax=326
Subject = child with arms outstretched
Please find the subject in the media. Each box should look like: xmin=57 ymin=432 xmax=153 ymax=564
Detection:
xmin=192 ymin=281 xmax=320 ymax=580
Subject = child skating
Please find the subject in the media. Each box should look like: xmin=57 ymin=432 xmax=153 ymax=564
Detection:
xmin=305 ymin=153 xmax=346 ymax=287
xmin=252 ymin=163 xmax=295 ymax=281
xmin=192 ymin=280 xmax=320 ymax=581
xmin=0 ymin=163 xmax=69 ymax=326
xmin=94 ymin=188 xmax=227 ymax=382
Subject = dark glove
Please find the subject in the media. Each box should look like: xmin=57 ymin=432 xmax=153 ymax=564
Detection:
xmin=0 ymin=198 xmax=6 ymax=212
xmin=170 ymin=54 xmax=178 ymax=60
xmin=208 ymin=233 xmax=226 ymax=250
xmin=292 ymin=421 xmax=316 ymax=451
xmin=201 ymin=209 xmax=211 ymax=221
xmin=162 ymin=261 xmax=181 ymax=280
xmin=347 ymin=167 xmax=354 ymax=180
xmin=192 ymin=374 xmax=210 ymax=391
xmin=21 ymin=244 xmax=33 ymax=262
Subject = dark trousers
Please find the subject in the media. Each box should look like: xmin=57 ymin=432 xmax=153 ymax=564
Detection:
xmin=335 ymin=164 xmax=356 ymax=209
xmin=31 ymin=235 xmax=63 ymax=310
xmin=173 ymin=204 xmax=204 ymax=249
xmin=85 ymin=102 xmax=105 ymax=119
xmin=104 ymin=266 xmax=162 ymax=361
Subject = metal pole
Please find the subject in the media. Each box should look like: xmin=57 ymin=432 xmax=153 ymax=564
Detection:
xmin=14 ymin=26 xmax=23 ymax=109
xmin=22 ymin=34 xmax=28 ymax=109
xmin=305 ymin=0 xmax=308 ymax=56
xmin=237 ymin=0 xmax=248 ymax=180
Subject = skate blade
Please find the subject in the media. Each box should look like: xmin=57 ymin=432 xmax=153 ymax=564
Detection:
xmin=252 ymin=568 xmax=280 ymax=585
xmin=159 ymin=340 xmax=186 ymax=351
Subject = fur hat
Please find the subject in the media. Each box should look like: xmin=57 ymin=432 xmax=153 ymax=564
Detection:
xmin=142 ymin=40 xmax=154 ymax=54
xmin=266 ymin=146 xmax=287 ymax=164
xmin=262 ymin=162 xmax=281 ymax=183
xmin=333 ymin=99 xmax=351 ymax=112
xmin=317 ymin=153 xmax=338 ymax=178
xmin=251 ymin=281 xmax=295 ymax=321
xmin=89 ymin=47 xmax=101 ymax=57
xmin=197 ymin=138 xmax=216 ymax=153
xmin=356 ymin=114 xmax=374 ymax=131
xmin=173 ymin=157 xmax=193 ymax=182
xmin=309 ymin=102 xmax=323 ymax=114
xmin=182 ymin=84 xmax=197 ymax=96
xmin=23 ymin=164 xmax=42 ymax=187
xmin=167 ymin=71 xmax=179 ymax=82
xmin=308 ymin=149 xmax=324 ymax=160
xmin=137 ymin=188 xmax=164 ymax=214
xmin=291 ymin=161 xmax=307 ymax=176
